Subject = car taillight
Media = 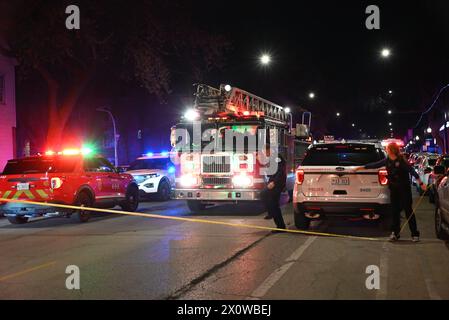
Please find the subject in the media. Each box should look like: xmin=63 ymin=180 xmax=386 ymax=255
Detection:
xmin=296 ymin=170 xmax=305 ymax=185
xmin=51 ymin=177 xmax=63 ymax=189
xmin=378 ymin=170 xmax=388 ymax=185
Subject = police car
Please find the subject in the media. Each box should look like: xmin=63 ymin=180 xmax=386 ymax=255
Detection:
xmin=126 ymin=152 xmax=175 ymax=201
xmin=0 ymin=149 xmax=139 ymax=224
xmin=293 ymin=141 xmax=391 ymax=230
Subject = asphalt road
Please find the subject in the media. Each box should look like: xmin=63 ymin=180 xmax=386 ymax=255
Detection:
xmin=0 ymin=192 xmax=448 ymax=300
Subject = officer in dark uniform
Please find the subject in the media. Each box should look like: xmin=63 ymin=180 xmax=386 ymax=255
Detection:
xmin=261 ymin=148 xmax=287 ymax=232
xmin=355 ymin=143 xmax=425 ymax=242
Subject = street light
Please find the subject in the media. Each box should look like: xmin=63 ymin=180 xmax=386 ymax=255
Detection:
xmin=352 ymin=123 xmax=355 ymax=127
xmin=388 ymin=110 xmax=392 ymax=115
xmin=389 ymin=122 xmax=392 ymax=126
xmin=336 ymin=112 xmax=341 ymax=117
xmin=415 ymin=135 xmax=420 ymax=141
xmin=427 ymin=127 xmax=432 ymax=134
xmin=309 ymin=92 xmax=315 ymax=99
xmin=97 ymin=107 xmax=118 ymax=167
xmin=381 ymin=48 xmax=391 ymax=58
xmin=260 ymin=54 xmax=271 ymax=65
xmin=388 ymin=90 xmax=393 ymax=95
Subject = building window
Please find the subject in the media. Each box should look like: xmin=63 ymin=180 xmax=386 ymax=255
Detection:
xmin=0 ymin=75 xmax=5 ymax=104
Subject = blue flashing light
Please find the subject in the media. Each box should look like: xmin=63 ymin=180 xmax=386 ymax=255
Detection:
xmin=146 ymin=152 xmax=154 ymax=157
xmin=168 ymin=166 xmax=176 ymax=174
xmin=161 ymin=151 xmax=169 ymax=157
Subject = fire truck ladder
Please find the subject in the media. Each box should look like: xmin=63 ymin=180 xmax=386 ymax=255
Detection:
xmin=194 ymin=84 xmax=288 ymax=124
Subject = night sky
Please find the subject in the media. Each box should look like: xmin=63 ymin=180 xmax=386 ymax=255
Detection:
xmin=186 ymin=0 xmax=449 ymax=139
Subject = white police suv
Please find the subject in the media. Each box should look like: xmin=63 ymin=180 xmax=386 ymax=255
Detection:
xmin=126 ymin=153 xmax=175 ymax=201
xmin=293 ymin=141 xmax=391 ymax=230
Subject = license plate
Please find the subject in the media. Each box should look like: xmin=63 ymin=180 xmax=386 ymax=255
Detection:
xmin=17 ymin=183 xmax=30 ymax=191
xmin=331 ymin=177 xmax=350 ymax=186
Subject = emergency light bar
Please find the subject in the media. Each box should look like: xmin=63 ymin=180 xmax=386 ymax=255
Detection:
xmin=44 ymin=147 xmax=94 ymax=156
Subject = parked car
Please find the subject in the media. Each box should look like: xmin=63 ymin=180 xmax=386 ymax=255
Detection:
xmin=434 ymin=165 xmax=449 ymax=240
xmin=416 ymin=154 xmax=439 ymax=195
xmin=0 ymin=150 xmax=139 ymax=224
xmin=428 ymin=155 xmax=449 ymax=203
xmin=126 ymin=153 xmax=175 ymax=201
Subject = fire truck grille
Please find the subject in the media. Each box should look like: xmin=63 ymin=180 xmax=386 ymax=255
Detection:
xmin=202 ymin=177 xmax=232 ymax=186
xmin=202 ymin=156 xmax=231 ymax=173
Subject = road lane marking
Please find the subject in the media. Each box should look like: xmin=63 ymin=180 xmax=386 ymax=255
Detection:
xmin=0 ymin=261 xmax=56 ymax=282
xmin=376 ymin=242 xmax=389 ymax=300
xmin=249 ymin=236 xmax=317 ymax=299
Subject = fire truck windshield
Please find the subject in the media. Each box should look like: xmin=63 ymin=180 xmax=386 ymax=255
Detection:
xmin=174 ymin=122 xmax=263 ymax=152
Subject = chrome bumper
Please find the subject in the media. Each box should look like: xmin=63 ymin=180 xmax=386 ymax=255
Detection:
xmin=174 ymin=189 xmax=262 ymax=201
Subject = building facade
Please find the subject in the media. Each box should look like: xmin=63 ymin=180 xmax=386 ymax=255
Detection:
xmin=0 ymin=40 xmax=17 ymax=169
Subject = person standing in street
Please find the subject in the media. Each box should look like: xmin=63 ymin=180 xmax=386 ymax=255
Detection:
xmin=261 ymin=147 xmax=287 ymax=232
xmin=355 ymin=143 xmax=425 ymax=242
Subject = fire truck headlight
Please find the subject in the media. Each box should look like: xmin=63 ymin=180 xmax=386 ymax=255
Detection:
xmin=232 ymin=174 xmax=253 ymax=188
xmin=184 ymin=109 xmax=200 ymax=121
xmin=180 ymin=174 xmax=198 ymax=187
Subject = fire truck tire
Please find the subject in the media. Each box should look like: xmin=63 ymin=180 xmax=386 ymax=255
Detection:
xmin=7 ymin=216 xmax=29 ymax=224
xmin=294 ymin=206 xmax=310 ymax=230
xmin=75 ymin=192 xmax=93 ymax=223
xmin=157 ymin=180 xmax=171 ymax=201
xmin=121 ymin=184 xmax=140 ymax=212
xmin=187 ymin=200 xmax=206 ymax=212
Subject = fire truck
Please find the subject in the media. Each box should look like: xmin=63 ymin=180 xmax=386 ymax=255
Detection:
xmin=170 ymin=84 xmax=311 ymax=212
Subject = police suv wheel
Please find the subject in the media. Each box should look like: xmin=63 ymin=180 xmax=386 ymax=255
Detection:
xmin=294 ymin=206 xmax=311 ymax=230
xmin=121 ymin=185 xmax=139 ymax=212
xmin=435 ymin=206 xmax=449 ymax=240
xmin=157 ymin=180 xmax=171 ymax=201
xmin=7 ymin=216 xmax=29 ymax=224
xmin=75 ymin=192 xmax=93 ymax=223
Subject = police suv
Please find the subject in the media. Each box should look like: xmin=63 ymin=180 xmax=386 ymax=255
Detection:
xmin=293 ymin=141 xmax=391 ymax=229
xmin=126 ymin=153 xmax=175 ymax=201
xmin=0 ymin=149 xmax=139 ymax=224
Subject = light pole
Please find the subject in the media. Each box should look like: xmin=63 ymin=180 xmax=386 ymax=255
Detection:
xmin=284 ymin=107 xmax=293 ymax=132
xmin=97 ymin=107 xmax=118 ymax=167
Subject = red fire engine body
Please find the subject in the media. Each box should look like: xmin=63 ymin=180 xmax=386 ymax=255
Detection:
xmin=0 ymin=150 xmax=139 ymax=224
xmin=171 ymin=84 xmax=311 ymax=212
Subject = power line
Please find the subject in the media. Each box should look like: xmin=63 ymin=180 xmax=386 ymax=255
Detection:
xmin=413 ymin=83 xmax=449 ymax=129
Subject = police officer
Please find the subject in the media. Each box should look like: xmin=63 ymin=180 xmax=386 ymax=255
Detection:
xmin=355 ymin=143 xmax=425 ymax=242
xmin=261 ymin=147 xmax=287 ymax=232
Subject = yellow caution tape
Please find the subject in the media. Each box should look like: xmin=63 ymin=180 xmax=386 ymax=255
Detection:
xmin=0 ymin=196 xmax=425 ymax=242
